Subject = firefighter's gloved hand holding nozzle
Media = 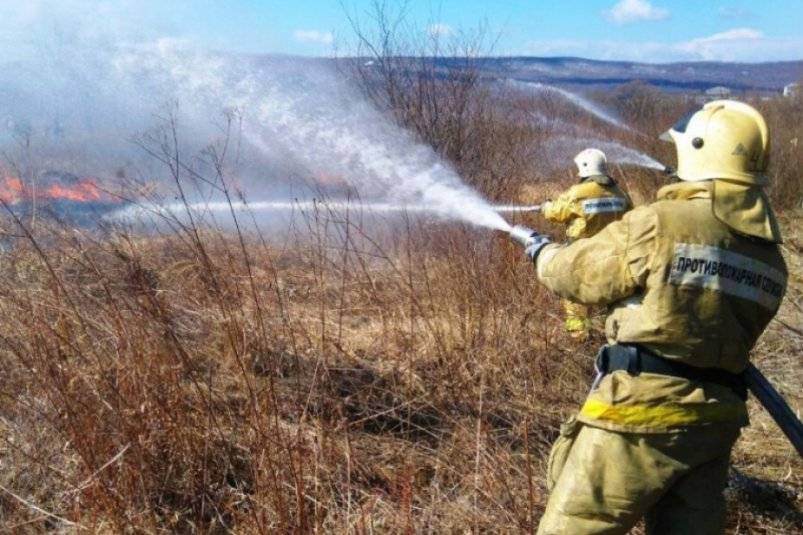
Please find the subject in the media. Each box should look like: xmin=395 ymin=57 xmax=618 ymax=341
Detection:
xmin=508 ymin=224 xmax=551 ymax=260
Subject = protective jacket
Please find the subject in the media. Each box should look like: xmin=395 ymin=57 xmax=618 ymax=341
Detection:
xmin=542 ymin=175 xmax=632 ymax=240
xmin=536 ymin=181 xmax=787 ymax=433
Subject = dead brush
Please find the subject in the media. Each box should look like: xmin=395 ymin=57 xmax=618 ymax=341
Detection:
xmin=0 ymin=180 xmax=582 ymax=532
xmin=1 ymin=184 xmax=801 ymax=533
xmin=0 ymin=24 xmax=801 ymax=532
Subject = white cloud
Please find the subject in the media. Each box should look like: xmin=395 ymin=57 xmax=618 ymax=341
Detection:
xmin=524 ymin=28 xmax=803 ymax=62
xmin=689 ymin=27 xmax=763 ymax=43
xmin=676 ymin=28 xmax=763 ymax=60
xmin=292 ymin=30 xmax=334 ymax=46
xmin=427 ymin=23 xmax=453 ymax=38
xmin=604 ymin=0 xmax=669 ymax=24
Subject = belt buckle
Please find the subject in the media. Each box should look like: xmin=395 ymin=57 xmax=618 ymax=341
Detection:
xmin=626 ymin=345 xmax=642 ymax=376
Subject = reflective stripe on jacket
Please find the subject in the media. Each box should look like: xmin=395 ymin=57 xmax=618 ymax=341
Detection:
xmin=536 ymin=181 xmax=787 ymax=432
xmin=541 ymin=176 xmax=632 ymax=239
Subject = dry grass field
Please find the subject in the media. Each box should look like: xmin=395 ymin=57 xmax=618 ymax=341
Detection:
xmin=0 ymin=197 xmax=800 ymax=534
xmin=0 ymin=30 xmax=801 ymax=533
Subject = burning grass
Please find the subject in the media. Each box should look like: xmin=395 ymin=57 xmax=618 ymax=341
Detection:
xmin=0 ymin=170 xmax=120 ymax=205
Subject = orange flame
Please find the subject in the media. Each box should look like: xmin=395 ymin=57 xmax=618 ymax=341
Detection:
xmin=0 ymin=176 xmax=24 ymax=204
xmin=43 ymin=181 xmax=108 ymax=202
xmin=1 ymin=174 xmax=117 ymax=205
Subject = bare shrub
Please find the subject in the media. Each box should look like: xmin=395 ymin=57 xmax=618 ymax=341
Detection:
xmin=341 ymin=1 xmax=535 ymax=203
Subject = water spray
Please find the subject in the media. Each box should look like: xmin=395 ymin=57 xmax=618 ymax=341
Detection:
xmin=493 ymin=204 xmax=541 ymax=213
xmin=542 ymin=136 xmax=669 ymax=172
xmin=508 ymin=80 xmax=634 ymax=133
xmin=508 ymin=224 xmax=540 ymax=247
xmin=112 ymin=199 xmax=540 ymax=225
xmin=3 ymin=27 xmax=520 ymax=236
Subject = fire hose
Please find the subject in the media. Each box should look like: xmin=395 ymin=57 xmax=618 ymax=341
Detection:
xmin=744 ymin=363 xmax=803 ymax=457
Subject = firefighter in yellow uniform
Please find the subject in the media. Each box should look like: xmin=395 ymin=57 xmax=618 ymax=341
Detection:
xmin=542 ymin=149 xmax=632 ymax=338
xmin=511 ymin=101 xmax=788 ymax=534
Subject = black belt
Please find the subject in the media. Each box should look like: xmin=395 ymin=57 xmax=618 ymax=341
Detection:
xmin=595 ymin=344 xmax=747 ymax=400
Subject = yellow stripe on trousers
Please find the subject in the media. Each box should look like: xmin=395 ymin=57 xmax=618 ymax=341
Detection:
xmin=580 ymin=399 xmax=747 ymax=427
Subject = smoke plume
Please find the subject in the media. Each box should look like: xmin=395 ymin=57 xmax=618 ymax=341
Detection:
xmin=1 ymin=3 xmax=509 ymax=232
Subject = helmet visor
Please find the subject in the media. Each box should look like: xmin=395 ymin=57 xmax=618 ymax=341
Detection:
xmin=659 ymin=109 xmax=698 ymax=142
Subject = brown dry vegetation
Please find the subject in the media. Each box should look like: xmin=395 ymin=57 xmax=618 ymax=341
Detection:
xmin=1 ymin=12 xmax=802 ymax=534
xmin=0 ymin=207 xmax=800 ymax=533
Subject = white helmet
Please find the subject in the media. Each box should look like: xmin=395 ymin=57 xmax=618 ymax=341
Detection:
xmin=574 ymin=148 xmax=608 ymax=179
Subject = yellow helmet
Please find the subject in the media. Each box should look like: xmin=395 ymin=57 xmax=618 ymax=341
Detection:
xmin=661 ymin=100 xmax=769 ymax=185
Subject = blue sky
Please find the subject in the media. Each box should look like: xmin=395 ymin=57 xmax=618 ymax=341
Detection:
xmin=1 ymin=0 xmax=802 ymax=62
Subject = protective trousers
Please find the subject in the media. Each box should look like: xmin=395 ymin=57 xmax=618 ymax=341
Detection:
xmin=537 ymin=419 xmax=740 ymax=535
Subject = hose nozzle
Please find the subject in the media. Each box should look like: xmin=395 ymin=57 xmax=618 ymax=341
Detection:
xmin=509 ymin=224 xmax=538 ymax=247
